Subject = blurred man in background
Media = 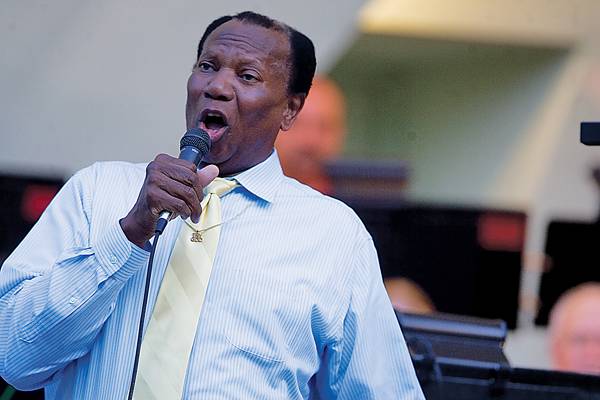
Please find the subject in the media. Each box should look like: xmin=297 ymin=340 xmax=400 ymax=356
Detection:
xmin=275 ymin=75 xmax=346 ymax=194
xmin=384 ymin=277 xmax=436 ymax=314
xmin=549 ymin=282 xmax=600 ymax=375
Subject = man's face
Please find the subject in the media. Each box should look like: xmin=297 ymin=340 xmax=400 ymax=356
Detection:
xmin=186 ymin=20 xmax=303 ymax=176
xmin=276 ymin=78 xmax=346 ymax=166
xmin=553 ymin=294 xmax=600 ymax=374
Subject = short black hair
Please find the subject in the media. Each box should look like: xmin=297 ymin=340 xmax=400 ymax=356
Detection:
xmin=195 ymin=11 xmax=316 ymax=96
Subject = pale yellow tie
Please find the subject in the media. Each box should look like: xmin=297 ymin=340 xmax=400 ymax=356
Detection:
xmin=133 ymin=178 xmax=237 ymax=400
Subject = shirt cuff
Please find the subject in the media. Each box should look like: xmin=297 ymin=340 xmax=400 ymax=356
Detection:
xmin=95 ymin=220 xmax=150 ymax=282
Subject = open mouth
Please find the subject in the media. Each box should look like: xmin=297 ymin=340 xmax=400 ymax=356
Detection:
xmin=198 ymin=109 xmax=229 ymax=142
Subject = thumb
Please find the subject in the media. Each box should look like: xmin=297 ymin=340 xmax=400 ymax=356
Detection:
xmin=197 ymin=164 xmax=220 ymax=187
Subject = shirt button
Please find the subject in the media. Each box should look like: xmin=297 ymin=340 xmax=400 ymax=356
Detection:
xmin=109 ymin=255 xmax=118 ymax=264
xmin=69 ymin=297 xmax=78 ymax=305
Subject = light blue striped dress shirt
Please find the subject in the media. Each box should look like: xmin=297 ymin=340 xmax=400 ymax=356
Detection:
xmin=0 ymin=151 xmax=424 ymax=399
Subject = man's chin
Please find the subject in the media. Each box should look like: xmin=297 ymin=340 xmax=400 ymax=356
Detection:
xmin=203 ymin=148 xmax=229 ymax=165
xmin=202 ymin=154 xmax=236 ymax=176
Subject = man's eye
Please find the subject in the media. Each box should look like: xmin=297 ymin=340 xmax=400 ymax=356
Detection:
xmin=198 ymin=62 xmax=213 ymax=72
xmin=241 ymin=73 xmax=257 ymax=82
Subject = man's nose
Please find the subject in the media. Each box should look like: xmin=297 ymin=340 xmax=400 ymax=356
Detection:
xmin=204 ymin=69 xmax=234 ymax=101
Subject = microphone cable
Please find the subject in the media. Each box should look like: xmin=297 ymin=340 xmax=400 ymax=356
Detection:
xmin=127 ymin=227 xmax=162 ymax=400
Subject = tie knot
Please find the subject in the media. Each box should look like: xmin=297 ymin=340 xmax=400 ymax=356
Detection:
xmin=205 ymin=177 xmax=238 ymax=197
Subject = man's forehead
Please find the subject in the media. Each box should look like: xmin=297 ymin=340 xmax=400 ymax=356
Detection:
xmin=203 ymin=20 xmax=290 ymax=60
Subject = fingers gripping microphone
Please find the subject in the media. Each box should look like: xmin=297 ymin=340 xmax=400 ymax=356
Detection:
xmin=155 ymin=128 xmax=211 ymax=234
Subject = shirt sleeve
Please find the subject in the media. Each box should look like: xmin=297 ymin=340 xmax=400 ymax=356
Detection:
xmin=318 ymin=237 xmax=425 ymax=399
xmin=0 ymin=164 xmax=149 ymax=390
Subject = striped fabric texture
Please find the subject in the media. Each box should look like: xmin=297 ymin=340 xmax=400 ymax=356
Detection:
xmin=0 ymin=151 xmax=424 ymax=399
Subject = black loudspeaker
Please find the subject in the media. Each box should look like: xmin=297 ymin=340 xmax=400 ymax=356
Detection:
xmin=346 ymin=201 xmax=525 ymax=328
xmin=0 ymin=173 xmax=63 ymax=264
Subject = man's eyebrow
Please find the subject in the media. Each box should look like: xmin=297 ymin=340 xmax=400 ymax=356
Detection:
xmin=199 ymin=50 xmax=267 ymax=69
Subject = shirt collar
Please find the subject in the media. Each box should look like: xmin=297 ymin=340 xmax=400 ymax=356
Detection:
xmin=227 ymin=150 xmax=283 ymax=203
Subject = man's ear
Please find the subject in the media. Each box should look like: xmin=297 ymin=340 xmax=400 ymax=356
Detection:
xmin=281 ymin=94 xmax=306 ymax=131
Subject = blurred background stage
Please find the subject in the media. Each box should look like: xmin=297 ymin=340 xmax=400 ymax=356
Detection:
xmin=4 ymin=0 xmax=600 ymax=398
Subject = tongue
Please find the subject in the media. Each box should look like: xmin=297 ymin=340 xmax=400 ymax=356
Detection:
xmin=200 ymin=121 xmax=228 ymax=142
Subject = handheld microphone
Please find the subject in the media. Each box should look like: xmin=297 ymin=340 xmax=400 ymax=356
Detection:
xmin=155 ymin=128 xmax=211 ymax=234
xmin=129 ymin=128 xmax=211 ymax=399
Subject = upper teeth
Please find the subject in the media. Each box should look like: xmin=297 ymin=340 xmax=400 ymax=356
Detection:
xmin=207 ymin=112 xmax=220 ymax=118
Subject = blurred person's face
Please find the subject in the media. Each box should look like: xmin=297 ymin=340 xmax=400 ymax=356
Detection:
xmin=275 ymin=78 xmax=346 ymax=175
xmin=384 ymin=278 xmax=435 ymax=314
xmin=552 ymin=294 xmax=600 ymax=374
xmin=186 ymin=20 xmax=304 ymax=176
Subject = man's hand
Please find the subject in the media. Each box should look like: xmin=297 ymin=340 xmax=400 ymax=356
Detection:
xmin=120 ymin=154 xmax=219 ymax=248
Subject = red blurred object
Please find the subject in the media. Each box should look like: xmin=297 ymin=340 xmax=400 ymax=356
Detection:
xmin=477 ymin=213 xmax=526 ymax=252
xmin=20 ymin=185 xmax=58 ymax=223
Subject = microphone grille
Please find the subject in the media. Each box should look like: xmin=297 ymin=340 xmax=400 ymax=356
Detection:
xmin=180 ymin=128 xmax=211 ymax=156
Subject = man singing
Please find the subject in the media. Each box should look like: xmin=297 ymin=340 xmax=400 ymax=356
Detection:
xmin=0 ymin=11 xmax=424 ymax=399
